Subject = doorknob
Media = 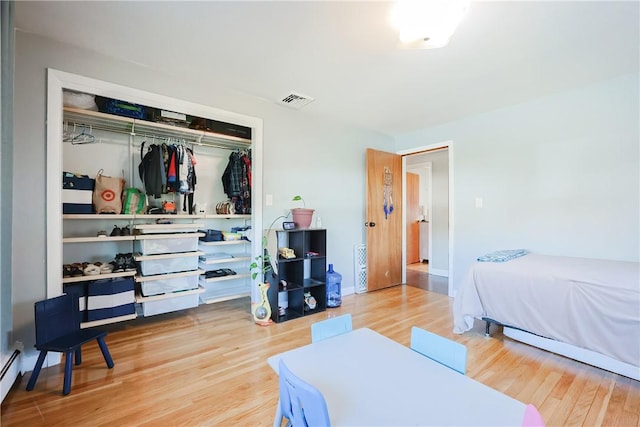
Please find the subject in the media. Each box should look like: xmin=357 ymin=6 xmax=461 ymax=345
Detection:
xmin=364 ymin=222 xmax=376 ymax=227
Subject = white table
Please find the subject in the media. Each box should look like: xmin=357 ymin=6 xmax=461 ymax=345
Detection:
xmin=268 ymin=328 xmax=526 ymax=426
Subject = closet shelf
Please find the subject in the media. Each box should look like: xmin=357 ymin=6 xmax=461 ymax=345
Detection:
xmin=63 ymin=271 xmax=136 ymax=284
xmin=62 ymin=213 xmax=251 ymax=220
xmin=198 ymin=256 xmax=251 ymax=265
xmin=64 ymin=107 xmax=251 ymax=149
xmin=200 ymin=273 xmax=250 ymax=283
xmin=81 ymin=314 xmax=137 ymax=329
xmin=199 ymin=240 xmax=249 ymax=247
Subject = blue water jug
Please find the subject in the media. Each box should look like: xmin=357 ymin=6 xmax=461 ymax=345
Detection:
xmin=326 ymin=264 xmax=342 ymax=308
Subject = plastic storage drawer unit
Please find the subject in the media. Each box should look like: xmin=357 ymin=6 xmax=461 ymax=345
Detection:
xmin=142 ymin=292 xmax=199 ymax=317
xmin=136 ymin=252 xmax=200 ymax=276
xmin=134 ymin=233 xmax=200 ymax=255
xmin=139 ymin=274 xmax=199 ymax=297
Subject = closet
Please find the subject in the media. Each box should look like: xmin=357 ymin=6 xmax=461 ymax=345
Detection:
xmin=48 ymin=69 xmax=263 ymax=328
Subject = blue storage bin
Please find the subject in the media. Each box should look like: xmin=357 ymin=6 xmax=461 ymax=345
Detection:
xmin=62 ymin=172 xmax=94 ymax=214
xmin=87 ymin=277 xmax=135 ymax=321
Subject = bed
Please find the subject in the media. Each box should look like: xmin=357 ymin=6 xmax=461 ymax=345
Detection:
xmin=453 ymin=253 xmax=640 ymax=381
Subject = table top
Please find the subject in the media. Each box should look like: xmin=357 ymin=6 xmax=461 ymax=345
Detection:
xmin=268 ymin=328 xmax=526 ymax=426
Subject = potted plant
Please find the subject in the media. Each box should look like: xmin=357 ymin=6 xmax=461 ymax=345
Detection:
xmin=291 ymin=195 xmax=315 ymax=229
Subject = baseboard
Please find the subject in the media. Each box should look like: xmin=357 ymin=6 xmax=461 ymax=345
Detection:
xmin=429 ymin=268 xmax=448 ymax=277
xmin=1 ymin=350 xmax=21 ymax=402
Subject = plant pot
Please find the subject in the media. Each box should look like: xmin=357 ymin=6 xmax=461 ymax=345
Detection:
xmin=291 ymin=208 xmax=315 ymax=229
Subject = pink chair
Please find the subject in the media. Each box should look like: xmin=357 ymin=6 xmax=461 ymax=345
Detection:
xmin=522 ymin=404 xmax=545 ymax=427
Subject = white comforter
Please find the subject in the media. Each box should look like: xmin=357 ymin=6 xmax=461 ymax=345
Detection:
xmin=453 ymin=254 xmax=640 ymax=367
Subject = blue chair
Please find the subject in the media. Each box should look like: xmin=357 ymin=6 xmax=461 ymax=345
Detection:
xmin=278 ymin=359 xmax=330 ymax=427
xmin=311 ymin=314 xmax=352 ymax=343
xmin=25 ymin=294 xmax=114 ymax=395
xmin=410 ymin=326 xmax=467 ymax=375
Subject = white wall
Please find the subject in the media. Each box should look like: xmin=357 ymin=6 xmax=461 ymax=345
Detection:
xmin=395 ymin=73 xmax=640 ymax=293
xmin=13 ymin=31 xmax=393 ymax=355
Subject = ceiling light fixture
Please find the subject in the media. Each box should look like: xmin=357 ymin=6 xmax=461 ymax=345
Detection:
xmin=390 ymin=0 xmax=470 ymax=49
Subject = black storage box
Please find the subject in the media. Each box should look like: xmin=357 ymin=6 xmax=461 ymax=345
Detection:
xmin=207 ymin=119 xmax=252 ymax=139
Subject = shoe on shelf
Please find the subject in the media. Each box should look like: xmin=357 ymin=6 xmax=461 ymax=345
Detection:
xmin=83 ymin=263 xmax=100 ymax=276
xmin=97 ymin=230 xmax=107 ymax=237
xmin=99 ymin=262 xmax=114 ymax=274
xmin=63 ymin=264 xmax=73 ymax=278
xmin=120 ymin=226 xmax=131 ymax=236
xmin=123 ymin=253 xmax=137 ymax=272
xmin=110 ymin=226 xmax=121 ymax=237
xmin=112 ymin=254 xmax=126 ymax=273
xmin=70 ymin=263 xmax=84 ymax=277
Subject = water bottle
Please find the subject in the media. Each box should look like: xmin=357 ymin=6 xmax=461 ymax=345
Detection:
xmin=326 ymin=264 xmax=342 ymax=308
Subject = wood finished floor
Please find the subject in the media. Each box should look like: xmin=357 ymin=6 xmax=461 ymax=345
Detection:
xmin=2 ymin=285 xmax=639 ymax=426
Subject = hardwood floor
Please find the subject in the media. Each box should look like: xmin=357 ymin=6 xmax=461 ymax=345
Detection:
xmin=2 ymin=285 xmax=639 ymax=426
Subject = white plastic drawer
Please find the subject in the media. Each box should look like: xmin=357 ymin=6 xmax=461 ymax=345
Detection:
xmin=139 ymin=274 xmax=199 ymax=297
xmin=141 ymin=292 xmax=199 ymax=316
xmin=134 ymin=234 xmax=200 ymax=255
xmin=137 ymin=252 xmax=200 ymax=276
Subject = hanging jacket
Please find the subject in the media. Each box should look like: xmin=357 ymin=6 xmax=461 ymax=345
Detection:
xmin=138 ymin=143 xmax=163 ymax=197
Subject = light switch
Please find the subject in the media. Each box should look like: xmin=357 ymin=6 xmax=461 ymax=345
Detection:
xmin=475 ymin=197 xmax=483 ymax=208
xmin=266 ymin=194 xmax=273 ymax=206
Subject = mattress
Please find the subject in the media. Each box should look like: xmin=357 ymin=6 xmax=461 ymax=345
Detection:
xmin=453 ymin=254 xmax=640 ymax=368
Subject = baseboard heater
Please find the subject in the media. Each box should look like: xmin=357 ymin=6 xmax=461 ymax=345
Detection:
xmin=1 ymin=350 xmax=21 ymax=402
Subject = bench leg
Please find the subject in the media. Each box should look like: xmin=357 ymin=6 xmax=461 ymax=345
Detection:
xmin=25 ymin=350 xmax=48 ymax=391
xmin=63 ymin=351 xmax=73 ymax=395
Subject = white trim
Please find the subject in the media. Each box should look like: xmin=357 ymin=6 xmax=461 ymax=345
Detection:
xmin=398 ymin=141 xmax=454 ymax=296
xmin=46 ymin=69 xmax=263 ymax=302
xmin=503 ymin=327 xmax=640 ymax=381
xmin=429 ymin=268 xmax=448 ymax=278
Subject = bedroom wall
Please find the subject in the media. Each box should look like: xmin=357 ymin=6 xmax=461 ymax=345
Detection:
xmin=395 ymin=73 xmax=640 ymax=293
xmin=12 ymin=31 xmax=393 ymax=356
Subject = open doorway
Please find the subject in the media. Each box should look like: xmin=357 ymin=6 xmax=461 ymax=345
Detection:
xmin=401 ymin=143 xmax=452 ymax=296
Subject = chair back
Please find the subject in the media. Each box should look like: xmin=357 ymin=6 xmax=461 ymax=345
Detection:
xmin=522 ymin=404 xmax=545 ymax=426
xmin=34 ymin=294 xmax=80 ymax=346
xmin=311 ymin=314 xmax=352 ymax=343
xmin=410 ymin=326 xmax=467 ymax=375
xmin=279 ymin=359 xmax=330 ymax=427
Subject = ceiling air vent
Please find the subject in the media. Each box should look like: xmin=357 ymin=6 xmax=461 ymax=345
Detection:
xmin=278 ymin=92 xmax=315 ymax=110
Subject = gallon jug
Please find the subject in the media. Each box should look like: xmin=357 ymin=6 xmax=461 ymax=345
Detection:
xmin=326 ymin=264 xmax=342 ymax=308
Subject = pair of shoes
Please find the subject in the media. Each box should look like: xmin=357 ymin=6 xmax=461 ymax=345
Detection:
xmin=83 ymin=263 xmax=100 ymax=276
xmin=111 ymin=253 xmax=137 ymax=273
xmin=110 ymin=225 xmax=132 ymax=237
xmin=97 ymin=230 xmax=107 ymax=237
xmin=204 ymin=268 xmax=237 ymax=279
xmin=63 ymin=263 xmax=85 ymax=277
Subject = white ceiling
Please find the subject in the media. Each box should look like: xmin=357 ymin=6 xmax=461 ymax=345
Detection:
xmin=14 ymin=1 xmax=639 ymax=138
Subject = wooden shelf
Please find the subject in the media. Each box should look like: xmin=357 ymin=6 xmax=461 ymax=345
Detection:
xmin=63 ymin=235 xmax=135 ymax=243
xmin=198 ymin=240 xmax=248 ymax=246
xmin=63 ymin=270 xmax=136 ymax=284
xmin=63 ymin=213 xmax=251 ymax=220
xmin=64 ymin=107 xmax=251 ymax=149
xmin=80 ymin=313 xmax=137 ymax=329
xmin=199 ymin=256 xmax=251 ymax=265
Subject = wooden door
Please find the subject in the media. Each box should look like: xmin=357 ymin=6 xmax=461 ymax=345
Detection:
xmin=406 ymin=172 xmax=420 ymax=264
xmin=365 ymin=148 xmax=403 ymax=292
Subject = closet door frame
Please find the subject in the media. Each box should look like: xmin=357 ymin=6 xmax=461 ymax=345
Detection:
xmin=46 ymin=68 xmax=264 ymax=302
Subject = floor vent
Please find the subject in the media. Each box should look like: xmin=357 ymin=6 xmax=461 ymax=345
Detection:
xmin=354 ymin=244 xmax=367 ymax=294
xmin=278 ymin=92 xmax=315 ymax=109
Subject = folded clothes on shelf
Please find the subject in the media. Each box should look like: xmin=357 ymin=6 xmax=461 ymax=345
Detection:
xmin=204 ymin=268 xmax=237 ymax=279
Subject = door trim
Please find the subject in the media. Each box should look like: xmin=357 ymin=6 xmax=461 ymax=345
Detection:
xmin=398 ymin=141 xmax=454 ymax=297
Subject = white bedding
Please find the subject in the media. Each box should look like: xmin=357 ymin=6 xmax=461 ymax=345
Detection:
xmin=453 ymin=254 xmax=640 ymax=368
